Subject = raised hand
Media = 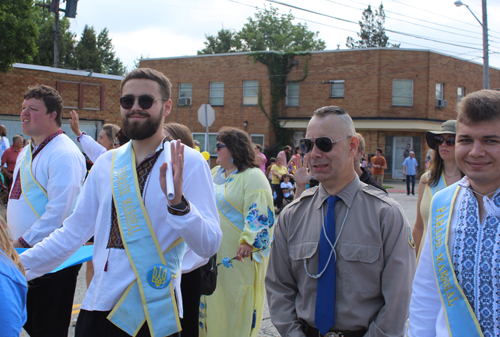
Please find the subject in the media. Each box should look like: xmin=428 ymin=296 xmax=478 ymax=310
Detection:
xmin=294 ymin=155 xmax=312 ymax=187
xmin=69 ymin=110 xmax=82 ymax=137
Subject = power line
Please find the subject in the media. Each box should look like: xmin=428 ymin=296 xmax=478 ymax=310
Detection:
xmin=323 ymin=0 xmax=493 ymax=45
xmin=266 ymin=0 xmax=484 ymax=51
xmin=388 ymin=0 xmax=500 ymax=36
xmin=227 ymin=0 xmax=500 ymax=57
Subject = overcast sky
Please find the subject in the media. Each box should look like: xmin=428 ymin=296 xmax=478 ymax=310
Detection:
xmin=66 ymin=0 xmax=500 ymax=73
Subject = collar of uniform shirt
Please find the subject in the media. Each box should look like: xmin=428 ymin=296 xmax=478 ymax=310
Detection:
xmin=313 ymin=174 xmax=359 ymax=210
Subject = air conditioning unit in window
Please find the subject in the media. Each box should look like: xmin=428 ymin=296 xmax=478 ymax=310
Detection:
xmin=435 ymin=99 xmax=447 ymax=108
xmin=178 ymin=98 xmax=191 ymax=106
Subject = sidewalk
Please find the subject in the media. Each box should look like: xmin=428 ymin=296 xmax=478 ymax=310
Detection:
xmin=385 ymin=178 xmax=418 ymax=194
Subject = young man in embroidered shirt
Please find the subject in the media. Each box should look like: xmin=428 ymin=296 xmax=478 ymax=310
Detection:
xmin=7 ymin=85 xmax=87 ymax=337
xmin=20 ymin=68 xmax=222 ymax=337
xmin=409 ymin=89 xmax=500 ymax=337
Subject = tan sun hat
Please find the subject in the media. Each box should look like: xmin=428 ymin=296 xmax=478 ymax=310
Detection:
xmin=425 ymin=120 xmax=456 ymax=150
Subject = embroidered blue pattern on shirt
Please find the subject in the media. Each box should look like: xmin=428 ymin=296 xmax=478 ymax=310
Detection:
xmin=453 ymin=189 xmax=500 ymax=337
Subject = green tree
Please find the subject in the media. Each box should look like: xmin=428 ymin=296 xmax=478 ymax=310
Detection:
xmin=30 ymin=3 xmax=76 ymax=69
xmin=74 ymin=25 xmax=102 ymax=72
xmin=197 ymin=28 xmax=242 ymax=55
xmin=73 ymin=25 xmax=126 ymax=75
xmin=97 ymin=28 xmax=125 ymax=75
xmin=0 ymin=0 xmax=38 ymax=73
xmin=238 ymin=6 xmax=325 ymax=52
xmin=346 ymin=3 xmax=400 ymax=49
xmin=198 ymin=6 xmax=326 ymax=54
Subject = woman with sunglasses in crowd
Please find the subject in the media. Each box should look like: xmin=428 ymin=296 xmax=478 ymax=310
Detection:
xmin=200 ymin=127 xmax=274 ymax=337
xmin=412 ymin=120 xmax=463 ymax=261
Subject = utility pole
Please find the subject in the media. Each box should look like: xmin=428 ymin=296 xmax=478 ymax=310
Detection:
xmin=54 ymin=2 xmax=60 ymax=68
xmin=482 ymin=0 xmax=489 ymax=89
xmin=36 ymin=0 xmax=78 ymax=69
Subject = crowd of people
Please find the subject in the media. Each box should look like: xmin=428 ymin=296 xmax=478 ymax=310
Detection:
xmin=1 ymin=67 xmax=499 ymax=337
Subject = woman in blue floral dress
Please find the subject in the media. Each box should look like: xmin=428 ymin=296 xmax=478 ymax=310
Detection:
xmin=200 ymin=127 xmax=274 ymax=337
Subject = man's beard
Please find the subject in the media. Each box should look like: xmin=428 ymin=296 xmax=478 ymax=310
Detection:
xmin=121 ymin=108 xmax=163 ymax=141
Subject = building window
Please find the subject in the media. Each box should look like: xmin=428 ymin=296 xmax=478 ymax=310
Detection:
xmin=457 ymin=87 xmax=465 ymax=103
xmin=330 ymin=80 xmax=345 ymax=98
xmin=210 ymin=82 xmax=224 ymax=106
xmin=286 ymin=82 xmax=299 ymax=106
xmin=251 ymin=134 xmax=265 ymax=148
xmin=392 ymin=79 xmax=413 ymax=106
xmin=436 ymin=83 xmax=444 ymax=100
xmin=243 ymin=80 xmax=258 ymax=105
xmin=178 ymin=83 xmax=192 ymax=106
xmin=192 ymin=133 xmax=218 ymax=156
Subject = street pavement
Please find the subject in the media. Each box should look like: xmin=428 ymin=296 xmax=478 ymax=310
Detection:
xmin=19 ymin=179 xmax=418 ymax=337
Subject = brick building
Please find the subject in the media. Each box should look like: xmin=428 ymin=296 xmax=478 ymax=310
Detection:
xmin=2 ymin=49 xmax=499 ymax=179
xmin=141 ymin=48 xmax=500 ymax=179
xmin=0 ymin=63 xmax=123 ymax=148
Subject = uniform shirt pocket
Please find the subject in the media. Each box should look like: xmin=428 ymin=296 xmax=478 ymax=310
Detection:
xmin=339 ymin=241 xmax=382 ymax=294
xmin=289 ymin=241 xmax=319 ymax=274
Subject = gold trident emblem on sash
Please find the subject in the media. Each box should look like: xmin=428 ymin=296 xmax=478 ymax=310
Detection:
xmin=152 ymin=266 xmax=167 ymax=287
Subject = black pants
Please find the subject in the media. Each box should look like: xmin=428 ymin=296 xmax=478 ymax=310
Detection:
xmin=272 ymin=184 xmax=283 ymax=209
xmin=406 ymin=175 xmax=416 ymax=194
xmin=180 ymin=267 xmax=202 ymax=337
xmin=24 ymin=264 xmax=81 ymax=337
xmin=76 ymin=309 xmax=180 ymax=337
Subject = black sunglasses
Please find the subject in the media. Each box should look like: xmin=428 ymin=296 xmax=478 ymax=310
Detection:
xmin=119 ymin=95 xmax=166 ymax=110
xmin=299 ymin=136 xmax=351 ymax=154
xmin=215 ymin=144 xmax=227 ymax=151
xmin=434 ymin=135 xmax=455 ymax=146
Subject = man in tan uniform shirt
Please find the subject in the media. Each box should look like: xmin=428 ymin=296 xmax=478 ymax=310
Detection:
xmin=266 ymin=106 xmax=416 ymax=337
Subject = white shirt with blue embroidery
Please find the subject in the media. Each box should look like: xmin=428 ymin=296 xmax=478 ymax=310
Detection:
xmin=409 ymin=176 xmax=500 ymax=337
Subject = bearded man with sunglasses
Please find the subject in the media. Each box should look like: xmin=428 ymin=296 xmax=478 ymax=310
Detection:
xmin=20 ymin=68 xmax=222 ymax=337
xmin=266 ymin=106 xmax=416 ymax=337
xmin=409 ymin=90 xmax=500 ymax=337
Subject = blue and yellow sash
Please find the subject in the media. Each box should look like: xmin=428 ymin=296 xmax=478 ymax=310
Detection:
xmin=108 ymin=142 xmax=186 ymax=337
xmin=430 ymin=183 xmax=483 ymax=336
xmin=428 ymin=171 xmax=447 ymax=197
xmin=214 ymin=182 xmax=269 ymax=263
xmin=19 ymin=145 xmax=48 ymax=218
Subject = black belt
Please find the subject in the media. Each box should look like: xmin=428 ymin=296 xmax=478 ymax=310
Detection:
xmin=303 ymin=323 xmax=367 ymax=337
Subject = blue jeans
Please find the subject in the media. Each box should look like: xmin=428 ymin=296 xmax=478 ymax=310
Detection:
xmin=406 ymin=175 xmax=416 ymax=194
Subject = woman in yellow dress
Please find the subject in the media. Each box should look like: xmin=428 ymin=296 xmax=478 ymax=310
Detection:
xmin=200 ymin=127 xmax=274 ymax=337
xmin=412 ymin=120 xmax=463 ymax=261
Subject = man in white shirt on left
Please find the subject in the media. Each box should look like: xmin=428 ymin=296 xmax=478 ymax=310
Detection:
xmin=8 ymin=84 xmax=86 ymax=336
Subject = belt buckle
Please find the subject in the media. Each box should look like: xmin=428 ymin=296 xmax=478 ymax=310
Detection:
xmin=324 ymin=333 xmax=341 ymax=337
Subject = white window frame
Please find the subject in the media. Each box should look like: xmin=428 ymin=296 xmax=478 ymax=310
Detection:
xmin=179 ymin=83 xmax=192 ymax=99
xmin=457 ymin=87 xmax=465 ymax=103
xmin=436 ymin=83 xmax=444 ymax=100
xmin=210 ymin=82 xmax=224 ymax=106
xmin=330 ymin=80 xmax=345 ymax=98
xmin=192 ymin=132 xmax=218 ymax=157
xmin=243 ymin=80 xmax=258 ymax=105
xmin=392 ymin=79 xmax=413 ymax=106
xmin=250 ymin=134 xmax=265 ymax=148
xmin=286 ymin=82 xmax=299 ymax=106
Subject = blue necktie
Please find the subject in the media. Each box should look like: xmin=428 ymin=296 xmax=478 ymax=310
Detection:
xmin=315 ymin=195 xmax=339 ymax=335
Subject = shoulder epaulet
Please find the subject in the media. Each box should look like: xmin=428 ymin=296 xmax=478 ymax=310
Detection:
xmin=285 ymin=185 xmax=319 ymax=209
xmin=362 ymin=184 xmax=394 ymax=206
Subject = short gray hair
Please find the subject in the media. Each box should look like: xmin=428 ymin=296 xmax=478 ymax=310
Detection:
xmin=12 ymin=135 xmax=22 ymax=143
xmin=312 ymin=106 xmax=356 ymax=136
